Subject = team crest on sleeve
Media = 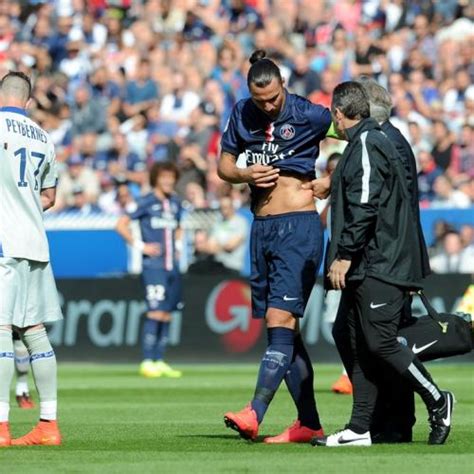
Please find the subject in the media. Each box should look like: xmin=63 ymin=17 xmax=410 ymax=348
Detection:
xmin=280 ymin=124 xmax=295 ymax=140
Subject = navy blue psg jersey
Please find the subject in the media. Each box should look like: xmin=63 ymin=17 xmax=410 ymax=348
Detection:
xmin=221 ymin=91 xmax=331 ymax=178
xmin=127 ymin=192 xmax=182 ymax=271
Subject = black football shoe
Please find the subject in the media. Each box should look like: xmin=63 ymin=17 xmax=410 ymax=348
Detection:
xmin=428 ymin=391 xmax=455 ymax=445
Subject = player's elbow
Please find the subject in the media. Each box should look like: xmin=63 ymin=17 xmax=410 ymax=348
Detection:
xmin=115 ymin=217 xmax=128 ymax=235
xmin=217 ymin=163 xmax=227 ymax=181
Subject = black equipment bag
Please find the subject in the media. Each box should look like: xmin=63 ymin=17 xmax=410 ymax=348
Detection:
xmin=398 ymin=292 xmax=473 ymax=362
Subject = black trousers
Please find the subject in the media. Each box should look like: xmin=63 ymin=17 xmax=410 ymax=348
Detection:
xmin=333 ymin=277 xmax=418 ymax=433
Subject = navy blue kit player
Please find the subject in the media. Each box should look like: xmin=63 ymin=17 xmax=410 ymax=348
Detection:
xmin=220 ymin=50 xmax=333 ymax=443
xmin=116 ymin=162 xmax=183 ymax=378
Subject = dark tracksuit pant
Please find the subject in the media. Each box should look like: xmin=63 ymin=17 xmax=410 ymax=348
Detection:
xmin=333 ymin=288 xmax=416 ymax=439
xmin=333 ymin=277 xmax=442 ymax=433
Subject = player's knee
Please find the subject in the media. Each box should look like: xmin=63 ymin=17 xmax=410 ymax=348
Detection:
xmin=21 ymin=323 xmax=45 ymax=335
xmin=147 ymin=311 xmax=171 ymax=322
xmin=265 ymin=308 xmax=296 ymax=329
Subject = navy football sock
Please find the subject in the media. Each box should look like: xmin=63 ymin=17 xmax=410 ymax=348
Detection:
xmin=251 ymin=327 xmax=295 ymax=424
xmin=154 ymin=321 xmax=170 ymax=361
xmin=142 ymin=318 xmax=158 ymax=360
xmin=284 ymin=334 xmax=321 ymax=430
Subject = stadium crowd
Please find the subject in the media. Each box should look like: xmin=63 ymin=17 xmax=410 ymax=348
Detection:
xmin=1 ymin=0 xmax=472 ymax=271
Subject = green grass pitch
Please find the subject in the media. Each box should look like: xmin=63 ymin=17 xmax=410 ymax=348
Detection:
xmin=2 ymin=363 xmax=473 ymax=473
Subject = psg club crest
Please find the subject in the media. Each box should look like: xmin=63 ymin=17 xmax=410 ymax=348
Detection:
xmin=280 ymin=124 xmax=295 ymax=140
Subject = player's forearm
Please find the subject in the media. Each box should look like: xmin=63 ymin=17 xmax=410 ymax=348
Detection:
xmin=217 ymin=152 xmax=247 ymax=184
xmin=115 ymin=216 xmax=136 ymax=246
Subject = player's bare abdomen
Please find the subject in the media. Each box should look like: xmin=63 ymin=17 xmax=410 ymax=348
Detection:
xmin=253 ymin=174 xmax=315 ymax=216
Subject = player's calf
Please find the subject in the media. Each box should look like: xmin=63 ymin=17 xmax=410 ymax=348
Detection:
xmin=0 ymin=326 xmax=15 ymax=432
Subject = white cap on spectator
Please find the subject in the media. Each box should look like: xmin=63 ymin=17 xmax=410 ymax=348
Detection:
xmin=56 ymin=0 xmax=74 ymax=18
xmin=69 ymin=28 xmax=85 ymax=43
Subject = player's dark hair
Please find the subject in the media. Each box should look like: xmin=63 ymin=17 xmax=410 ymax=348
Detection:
xmin=247 ymin=49 xmax=282 ymax=88
xmin=332 ymin=81 xmax=370 ymax=120
xmin=149 ymin=161 xmax=180 ymax=187
xmin=0 ymin=71 xmax=32 ymax=99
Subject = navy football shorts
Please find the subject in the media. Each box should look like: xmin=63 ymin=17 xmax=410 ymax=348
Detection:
xmin=250 ymin=210 xmax=323 ymax=318
xmin=141 ymin=268 xmax=182 ymax=313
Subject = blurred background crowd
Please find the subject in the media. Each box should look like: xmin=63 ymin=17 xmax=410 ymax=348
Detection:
xmin=1 ymin=0 xmax=472 ymax=273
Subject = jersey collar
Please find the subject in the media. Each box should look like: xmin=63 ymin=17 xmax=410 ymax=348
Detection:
xmin=0 ymin=106 xmax=27 ymax=116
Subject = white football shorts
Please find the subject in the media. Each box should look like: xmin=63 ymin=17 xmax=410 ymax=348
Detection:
xmin=0 ymin=257 xmax=63 ymax=328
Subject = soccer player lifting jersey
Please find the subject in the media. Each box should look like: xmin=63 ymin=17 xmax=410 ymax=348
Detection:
xmin=219 ymin=50 xmax=332 ymax=443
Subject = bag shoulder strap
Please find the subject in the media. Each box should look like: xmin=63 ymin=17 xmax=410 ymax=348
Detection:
xmin=417 ymin=291 xmax=442 ymax=322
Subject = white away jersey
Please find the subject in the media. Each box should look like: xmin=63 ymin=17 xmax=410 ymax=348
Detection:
xmin=0 ymin=107 xmax=58 ymax=262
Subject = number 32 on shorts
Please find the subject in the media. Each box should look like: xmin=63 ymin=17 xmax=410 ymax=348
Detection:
xmin=146 ymin=284 xmax=166 ymax=302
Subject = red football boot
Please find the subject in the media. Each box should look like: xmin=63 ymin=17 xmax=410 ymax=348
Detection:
xmin=224 ymin=404 xmax=259 ymax=440
xmin=331 ymin=374 xmax=353 ymax=395
xmin=264 ymin=420 xmax=324 ymax=444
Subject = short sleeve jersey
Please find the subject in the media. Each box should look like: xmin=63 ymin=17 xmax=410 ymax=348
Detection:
xmin=127 ymin=192 xmax=182 ymax=271
xmin=221 ymin=91 xmax=331 ymax=178
xmin=0 ymin=107 xmax=58 ymax=262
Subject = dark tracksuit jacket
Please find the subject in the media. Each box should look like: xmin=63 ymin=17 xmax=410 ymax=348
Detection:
xmin=380 ymin=120 xmax=430 ymax=279
xmin=326 ymin=118 xmax=426 ymax=289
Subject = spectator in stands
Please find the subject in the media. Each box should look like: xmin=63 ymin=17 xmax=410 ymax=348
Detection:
xmin=187 ymin=105 xmax=217 ymax=158
xmin=431 ymin=175 xmax=471 ymax=209
xmin=184 ymin=182 xmax=209 ymax=211
xmin=428 ymin=220 xmax=456 ymax=258
xmin=146 ymin=102 xmax=180 ymax=163
xmin=96 ymin=132 xmax=147 ymax=194
xmin=119 ymin=112 xmax=149 ymax=160
xmin=288 ymin=52 xmax=321 ymax=97
xmin=74 ymin=132 xmax=100 ymax=169
xmin=351 ymin=24 xmax=386 ymax=79
xmin=431 ymin=120 xmax=459 ymax=171
xmin=443 ymin=68 xmax=473 ymax=126
xmin=408 ymin=121 xmax=431 ymax=169
xmin=459 ymin=224 xmax=474 ymax=251
xmin=430 ymin=231 xmax=474 ymax=274
xmin=70 ymin=85 xmax=107 ymax=137
xmin=210 ymin=44 xmax=247 ymax=107
xmin=194 ymin=196 xmax=249 ymax=274
xmin=159 ymin=71 xmax=200 ymax=132
xmin=454 ymin=124 xmax=474 ymax=180
xmin=411 ymin=14 xmax=437 ymax=67
xmin=123 ymin=58 xmax=159 ymax=118
xmin=309 ymin=69 xmax=336 ymax=109
xmin=175 ymin=143 xmax=208 ymax=197
xmin=64 ymin=185 xmax=102 ymax=216
xmin=90 ymin=66 xmax=122 ymax=118
xmin=47 ymin=15 xmax=73 ymax=67
xmin=227 ymin=0 xmax=263 ymax=36
xmin=417 ymin=151 xmax=444 ymax=205
xmin=55 ymin=154 xmax=101 ymax=211
xmin=59 ymin=35 xmax=92 ymax=81
xmin=325 ymin=27 xmax=352 ymax=82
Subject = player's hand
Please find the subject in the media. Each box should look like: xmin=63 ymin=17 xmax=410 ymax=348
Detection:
xmin=328 ymin=259 xmax=351 ymax=290
xmin=143 ymin=243 xmax=161 ymax=257
xmin=301 ymin=175 xmax=331 ymax=199
xmin=245 ymin=164 xmax=280 ymax=188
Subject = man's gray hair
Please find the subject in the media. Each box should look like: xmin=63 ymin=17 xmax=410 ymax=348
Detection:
xmin=357 ymin=77 xmax=392 ymax=124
